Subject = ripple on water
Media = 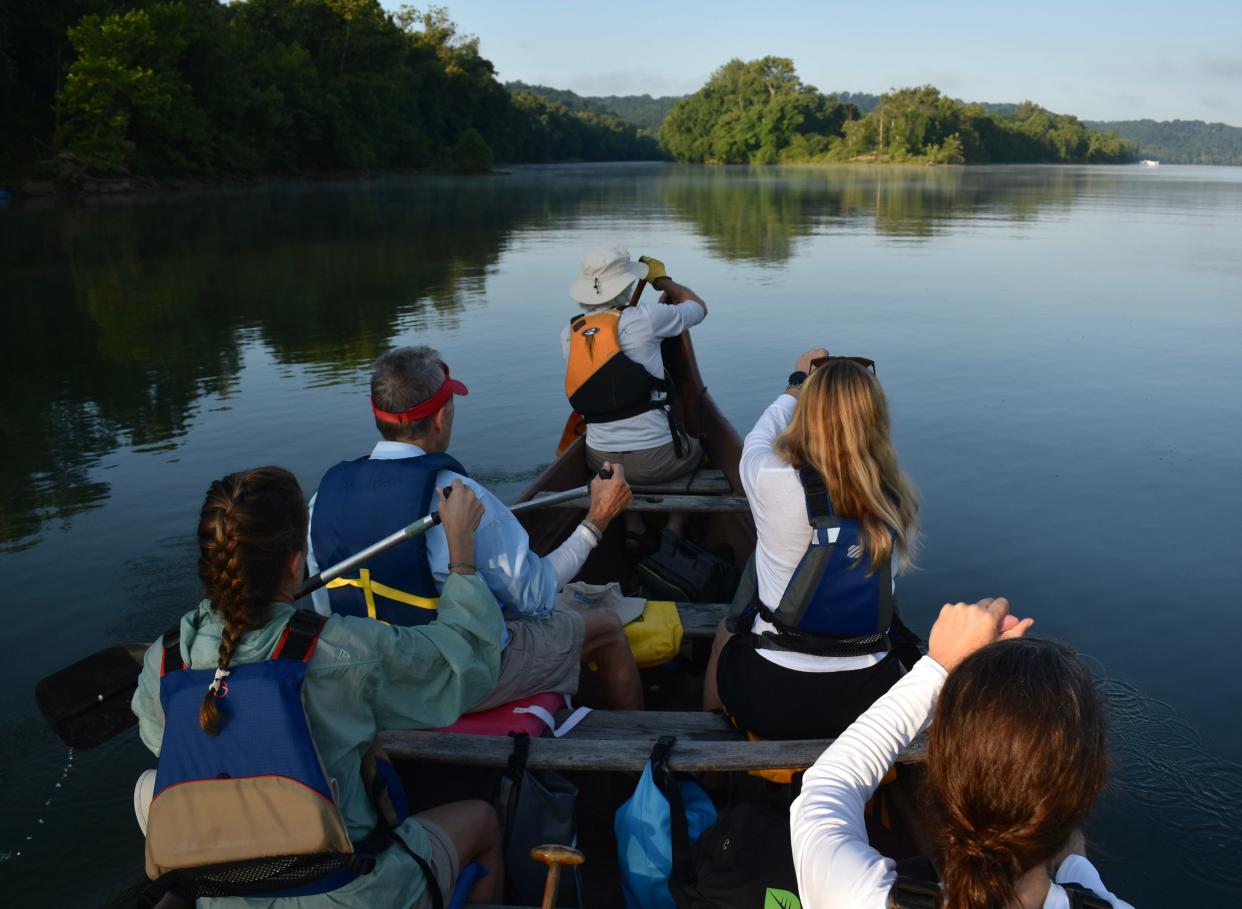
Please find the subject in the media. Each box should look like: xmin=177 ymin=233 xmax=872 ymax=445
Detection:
xmin=1102 ymin=675 xmax=1242 ymax=888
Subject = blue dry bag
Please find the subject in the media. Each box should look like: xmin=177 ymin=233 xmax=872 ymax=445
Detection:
xmin=615 ymin=736 xmax=717 ymax=909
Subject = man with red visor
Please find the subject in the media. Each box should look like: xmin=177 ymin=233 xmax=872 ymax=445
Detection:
xmin=308 ymin=346 xmax=643 ymax=711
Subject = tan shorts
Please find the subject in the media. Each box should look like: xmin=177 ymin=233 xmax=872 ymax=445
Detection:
xmin=468 ymin=606 xmax=586 ymax=712
xmin=413 ymin=819 xmax=460 ymax=909
xmin=586 ymin=433 xmax=703 ymax=486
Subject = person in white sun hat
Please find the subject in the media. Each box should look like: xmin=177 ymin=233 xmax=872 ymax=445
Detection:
xmin=562 ymin=246 xmax=709 ymax=548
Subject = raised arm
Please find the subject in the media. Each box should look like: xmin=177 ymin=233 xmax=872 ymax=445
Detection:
xmin=791 ymin=599 xmax=1034 ymax=909
xmin=639 ymin=255 xmax=708 ymax=317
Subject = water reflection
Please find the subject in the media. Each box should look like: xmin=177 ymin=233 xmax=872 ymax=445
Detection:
xmin=0 ymin=165 xmax=1122 ymax=550
xmin=0 ymin=178 xmax=570 ymax=549
xmin=657 ymin=164 xmax=1109 ymax=260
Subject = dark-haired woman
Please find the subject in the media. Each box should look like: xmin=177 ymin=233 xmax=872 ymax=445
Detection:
xmin=132 ymin=467 xmax=505 ymax=908
xmin=791 ymin=599 xmax=1136 ymax=909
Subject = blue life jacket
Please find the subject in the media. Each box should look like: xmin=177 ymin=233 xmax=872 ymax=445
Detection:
xmin=144 ymin=610 xmax=385 ymax=901
xmin=311 ymin=453 xmax=467 ymax=626
xmin=756 ymin=468 xmax=895 ymax=656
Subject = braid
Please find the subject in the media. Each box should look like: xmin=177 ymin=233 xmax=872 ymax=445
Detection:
xmin=195 ymin=467 xmax=308 ymax=735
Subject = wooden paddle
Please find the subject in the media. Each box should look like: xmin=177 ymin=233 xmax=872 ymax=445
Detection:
xmin=34 ymin=471 xmax=612 ymax=750
xmin=532 ymin=844 xmax=585 ymax=909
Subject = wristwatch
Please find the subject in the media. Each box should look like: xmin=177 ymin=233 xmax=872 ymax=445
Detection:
xmin=787 ymin=370 xmax=808 ymax=390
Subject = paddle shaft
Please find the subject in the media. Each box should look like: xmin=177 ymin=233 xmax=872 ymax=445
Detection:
xmin=294 ymin=469 xmax=612 ymax=600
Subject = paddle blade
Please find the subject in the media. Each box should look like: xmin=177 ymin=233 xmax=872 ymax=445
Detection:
xmin=557 ymin=412 xmax=586 ymax=457
xmin=35 ymin=643 xmax=146 ymax=749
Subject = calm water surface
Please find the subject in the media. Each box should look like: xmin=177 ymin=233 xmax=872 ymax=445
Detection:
xmin=1 ymin=163 xmax=1240 ymax=905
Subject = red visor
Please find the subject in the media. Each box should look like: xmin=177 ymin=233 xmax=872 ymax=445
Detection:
xmin=371 ymin=363 xmax=469 ymax=424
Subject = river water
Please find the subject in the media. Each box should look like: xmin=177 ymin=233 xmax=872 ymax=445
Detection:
xmin=1 ymin=163 xmax=1239 ymax=904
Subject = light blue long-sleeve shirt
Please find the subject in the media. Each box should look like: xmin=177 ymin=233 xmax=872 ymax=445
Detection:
xmin=131 ymin=573 xmax=504 ymax=909
xmin=307 ymin=442 xmax=567 ymax=645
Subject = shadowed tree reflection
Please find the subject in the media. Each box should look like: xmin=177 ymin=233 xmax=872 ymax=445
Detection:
xmin=0 ymin=175 xmax=602 ymax=549
xmin=657 ymin=164 xmax=1091 ymax=259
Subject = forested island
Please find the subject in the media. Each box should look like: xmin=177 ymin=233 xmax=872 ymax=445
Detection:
xmin=657 ymin=58 xmax=1134 ymax=165
xmin=6 ymin=1 xmax=1235 ymax=187
xmin=516 ymin=83 xmax=1242 ymax=167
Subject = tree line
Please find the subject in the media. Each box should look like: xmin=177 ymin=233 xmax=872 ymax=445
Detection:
xmin=0 ymin=1 xmax=658 ymax=183
xmin=1082 ymin=119 xmax=1242 ymax=165
xmin=506 ymin=82 xmax=678 ymax=133
xmin=659 ymin=58 xmax=1136 ymax=165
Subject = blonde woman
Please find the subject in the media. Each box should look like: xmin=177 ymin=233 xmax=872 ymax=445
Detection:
xmin=703 ymin=348 xmax=919 ymax=739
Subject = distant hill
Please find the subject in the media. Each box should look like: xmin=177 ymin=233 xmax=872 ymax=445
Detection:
xmin=510 ymin=82 xmax=1242 ymax=166
xmin=506 ymin=82 xmax=679 ymax=132
xmin=1083 ymin=119 xmax=1242 ymax=165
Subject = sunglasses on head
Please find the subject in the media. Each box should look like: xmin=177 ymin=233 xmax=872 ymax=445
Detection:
xmin=810 ymin=355 xmax=877 ymax=375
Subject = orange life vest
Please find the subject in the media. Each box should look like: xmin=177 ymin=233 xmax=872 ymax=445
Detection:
xmin=565 ymin=307 xmax=669 ymax=424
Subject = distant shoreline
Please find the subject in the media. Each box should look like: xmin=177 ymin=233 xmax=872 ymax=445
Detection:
xmin=7 ymin=158 xmax=1223 ymax=203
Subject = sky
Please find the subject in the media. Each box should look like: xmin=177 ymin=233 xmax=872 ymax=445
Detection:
xmin=385 ymin=0 xmax=1242 ymax=125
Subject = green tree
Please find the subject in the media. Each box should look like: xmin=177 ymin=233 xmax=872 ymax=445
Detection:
xmin=60 ymin=3 xmax=217 ymax=175
xmin=452 ymin=126 xmax=493 ymax=173
xmin=661 ymin=57 xmax=854 ymax=164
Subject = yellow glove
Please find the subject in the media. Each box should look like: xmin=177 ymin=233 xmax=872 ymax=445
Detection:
xmin=638 ymin=255 xmax=668 ymax=283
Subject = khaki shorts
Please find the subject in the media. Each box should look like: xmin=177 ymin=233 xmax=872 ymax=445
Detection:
xmin=469 ymin=606 xmax=586 ymax=712
xmin=586 ymin=433 xmax=703 ymax=486
xmin=413 ymin=819 xmax=460 ymax=909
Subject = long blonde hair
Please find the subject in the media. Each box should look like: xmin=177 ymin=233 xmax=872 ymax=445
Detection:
xmin=773 ymin=358 xmax=918 ymax=570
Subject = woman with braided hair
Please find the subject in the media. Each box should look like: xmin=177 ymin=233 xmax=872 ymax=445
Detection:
xmin=132 ymin=466 xmax=506 ymax=908
xmin=791 ymin=599 xmax=1136 ymax=909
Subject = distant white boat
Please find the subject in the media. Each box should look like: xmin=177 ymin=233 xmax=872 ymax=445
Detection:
xmin=1140 ymin=159 xmax=1160 ymax=167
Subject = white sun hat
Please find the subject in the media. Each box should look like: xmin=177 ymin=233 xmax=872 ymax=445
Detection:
xmin=568 ymin=246 xmax=648 ymax=305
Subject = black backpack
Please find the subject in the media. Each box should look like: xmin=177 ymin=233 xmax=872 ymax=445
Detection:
xmin=668 ymin=800 xmax=801 ymax=909
xmin=637 ymin=530 xmax=738 ymax=603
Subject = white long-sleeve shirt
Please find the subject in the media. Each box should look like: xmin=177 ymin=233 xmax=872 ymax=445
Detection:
xmin=790 ymin=657 xmax=1136 ymax=909
xmin=560 ymin=295 xmax=706 ymax=451
xmin=740 ymin=393 xmax=896 ymax=672
xmin=307 ymin=442 xmax=598 ymax=646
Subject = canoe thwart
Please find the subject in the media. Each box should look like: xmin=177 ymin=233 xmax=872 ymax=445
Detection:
xmin=629 ymin=469 xmax=732 ymax=495
xmin=380 ymin=710 xmax=927 ymax=772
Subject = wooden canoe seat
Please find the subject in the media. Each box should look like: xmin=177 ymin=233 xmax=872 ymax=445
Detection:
xmin=629 ymin=469 xmax=732 ymax=495
xmin=544 ymin=492 xmax=750 ymax=513
xmin=380 ymin=709 xmax=927 ymax=772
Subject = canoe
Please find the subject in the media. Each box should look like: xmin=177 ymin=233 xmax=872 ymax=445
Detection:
xmin=78 ymin=327 xmax=929 ymax=907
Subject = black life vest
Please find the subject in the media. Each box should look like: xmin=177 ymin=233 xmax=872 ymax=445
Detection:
xmin=754 ymin=467 xmax=895 ymax=657
xmin=565 ymin=307 xmax=671 ymax=424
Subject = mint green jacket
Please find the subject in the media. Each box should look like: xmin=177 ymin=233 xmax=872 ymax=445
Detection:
xmin=131 ymin=573 xmax=504 ymax=909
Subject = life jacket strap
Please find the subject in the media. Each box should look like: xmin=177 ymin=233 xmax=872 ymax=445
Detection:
xmin=273 ymin=609 xmax=328 ymax=662
xmin=327 ymin=568 xmax=439 ymax=621
xmin=752 ymin=601 xmax=891 ymax=657
xmin=160 ymin=624 xmax=185 ymax=676
xmin=1062 ymin=882 xmax=1113 ymax=909
xmin=362 ymin=758 xmax=445 ymax=909
xmin=797 ymin=466 xmax=835 ymax=524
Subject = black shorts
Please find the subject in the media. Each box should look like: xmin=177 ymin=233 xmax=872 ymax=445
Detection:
xmin=715 ymin=633 xmax=904 ymax=740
